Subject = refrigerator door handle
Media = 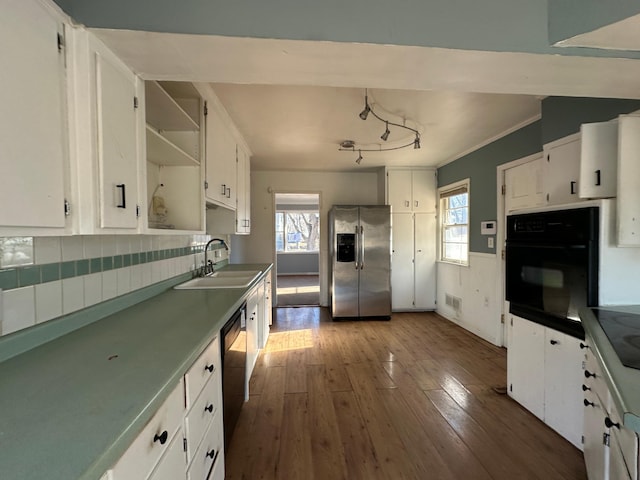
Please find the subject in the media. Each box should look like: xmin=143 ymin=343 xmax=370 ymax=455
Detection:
xmin=360 ymin=225 xmax=365 ymax=269
xmin=354 ymin=225 xmax=360 ymax=269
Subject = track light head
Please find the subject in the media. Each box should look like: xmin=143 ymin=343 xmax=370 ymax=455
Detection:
xmin=414 ymin=134 xmax=421 ymax=149
xmin=356 ymin=150 xmax=363 ymax=164
xmin=359 ymin=95 xmax=370 ymax=120
xmin=381 ymin=122 xmax=390 ymax=141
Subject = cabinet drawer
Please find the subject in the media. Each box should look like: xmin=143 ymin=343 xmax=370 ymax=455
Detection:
xmin=185 ymin=371 xmax=221 ymax=463
xmin=187 ymin=411 xmax=224 ymax=480
xmin=185 ymin=336 xmax=221 ymax=407
xmin=110 ymin=378 xmax=185 ymax=480
xmin=148 ymin=427 xmax=187 ymax=480
xmin=584 ymin=347 xmax=610 ymax=408
xmin=610 ymin=401 xmax=639 ymax=480
xmin=610 ymin=432 xmax=635 ymax=480
xmin=208 ymin=450 xmax=225 ymax=480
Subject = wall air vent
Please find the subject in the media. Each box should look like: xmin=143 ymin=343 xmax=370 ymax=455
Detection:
xmin=445 ymin=294 xmax=462 ymax=312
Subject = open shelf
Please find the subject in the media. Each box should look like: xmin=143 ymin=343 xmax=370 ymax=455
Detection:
xmin=146 ymin=125 xmax=199 ymax=166
xmin=145 ymin=81 xmax=199 ymax=131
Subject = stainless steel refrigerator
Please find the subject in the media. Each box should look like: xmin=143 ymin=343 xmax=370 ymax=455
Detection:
xmin=329 ymin=205 xmax=391 ymax=318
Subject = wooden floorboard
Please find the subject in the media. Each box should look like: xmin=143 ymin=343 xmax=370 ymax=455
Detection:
xmin=225 ymin=308 xmax=587 ymax=480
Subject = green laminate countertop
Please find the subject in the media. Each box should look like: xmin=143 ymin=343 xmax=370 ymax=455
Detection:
xmin=0 ymin=263 xmax=272 ymax=480
xmin=580 ymin=305 xmax=640 ymax=433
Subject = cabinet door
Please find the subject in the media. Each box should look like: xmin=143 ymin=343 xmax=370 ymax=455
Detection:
xmin=414 ymin=213 xmax=436 ymax=309
xmin=610 ymin=434 xmax=634 ymax=480
xmin=147 ymin=428 xmax=187 ymax=480
xmin=411 ymin=170 xmax=436 ymax=213
xmin=204 ymin=107 xmax=236 ymax=209
xmin=246 ymin=290 xmax=259 ymax=388
xmin=544 ymin=329 xmax=584 ymax=449
xmin=391 ymin=213 xmax=414 ymax=310
xmin=544 ymin=137 xmax=581 ymax=205
xmin=387 ymin=170 xmax=412 ymax=213
xmin=507 ymin=316 xmax=545 ymax=420
xmin=583 ymin=392 xmax=609 ymax=480
xmin=580 ymin=120 xmax=618 ymax=199
xmin=235 ymin=144 xmax=250 ymax=234
xmin=0 ymin=0 xmax=67 ymax=230
xmin=617 ymin=115 xmax=640 ymax=246
xmin=504 ymin=157 xmax=545 ymax=213
xmin=95 ymin=51 xmax=139 ymax=229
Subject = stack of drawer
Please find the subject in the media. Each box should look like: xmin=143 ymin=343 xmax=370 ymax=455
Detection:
xmin=104 ymin=335 xmax=224 ymax=480
xmin=583 ymin=335 xmax=639 ymax=480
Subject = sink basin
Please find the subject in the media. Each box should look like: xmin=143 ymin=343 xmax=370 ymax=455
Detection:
xmin=174 ymin=271 xmax=261 ymax=289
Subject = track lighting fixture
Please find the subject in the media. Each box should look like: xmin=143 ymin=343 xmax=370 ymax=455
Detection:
xmin=381 ymin=122 xmax=390 ymax=141
xmin=339 ymin=89 xmax=421 ymax=165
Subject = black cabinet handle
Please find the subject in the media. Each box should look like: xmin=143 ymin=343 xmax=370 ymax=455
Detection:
xmin=205 ymin=364 xmax=214 ymax=373
xmin=116 ymin=184 xmax=126 ymax=208
xmin=595 ymin=170 xmax=601 ymax=186
xmin=206 ymin=449 xmax=216 ymax=459
xmin=605 ymin=417 xmax=621 ymax=429
xmin=584 ymin=399 xmax=594 ymax=407
xmin=549 ymin=339 xmax=558 ymax=345
xmin=570 ymin=181 xmax=577 ymax=195
xmin=584 ymin=370 xmax=596 ymax=378
xmin=226 ymin=187 xmax=231 ymax=198
xmin=221 ymin=184 xmax=226 ymax=195
xmin=579 ymin=342 xmax=589 ymax=350
xmin=153 ymin=430 xmax=168 ymax=445
xmin=205 ymin=404 xmax=213 ymax=413
xmin=582 ymin=384 xmax=591 ymax=391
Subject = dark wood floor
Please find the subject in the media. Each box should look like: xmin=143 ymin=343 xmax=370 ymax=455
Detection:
xmin=225 ymin=308 xmax=587 ymax=480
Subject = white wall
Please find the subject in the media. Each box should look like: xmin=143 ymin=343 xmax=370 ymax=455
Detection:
xmin=436 ymin=253 xmax=502 ymax=346
xmin=231 ymin=170 xmax=380 ymax=306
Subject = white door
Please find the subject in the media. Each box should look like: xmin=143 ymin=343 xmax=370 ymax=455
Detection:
xmin=411 ymin=170 xmax=436 ymax=213
xmin=544 ymin=330 xmax=584 ymax=449
xmin=95 ymin=53 xmax=139 ymax=229
xmin=391 ymin=213 xmax=414 ymax=309
xmin=414 ymin=213 xmax=437 ymax=309
xmin=507 ymin=315 xmax=545 ymax=420
xmin=0 ymin=0 xmax=67 ymax=229
xmin=387 ymin=170 xmax=412 ymax=213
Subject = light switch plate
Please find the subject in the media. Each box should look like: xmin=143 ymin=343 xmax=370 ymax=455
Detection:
xmin=488 ymin=237 xmax=494 ymax=249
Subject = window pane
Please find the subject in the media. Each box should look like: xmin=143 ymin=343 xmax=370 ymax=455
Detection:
xmin=279 ymin=211 xmax=320 ymax=252
xmin=440 ymin=188 xmax=469 ymax=264
xmin=275 ymin=232 xmax=284 ymax=252
xmin=444 ymin=226 xmax=468 ymax=242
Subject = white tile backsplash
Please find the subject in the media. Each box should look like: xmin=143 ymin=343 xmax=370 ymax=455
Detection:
xmin=130 ymin=265 xmax=143 ymax=291
xmin=83 ymin=236 xmax=102 ymax=259
xmin=61 ymin=236 xmax=84 ymax=262
xmin=83 ymin=273 xmax=102 ymax=307
xmin=3 ymin=286 xmax=36 ymax=335
xmin=101 ymin=236 xmax=117 ymax=256
xmin=35 ymin=281 xmax=62 ymax=324
xmin=102 ymin=270 xmax=118 ymax=301
xmin=116 ymin=236 xmax=131 ymax=255
xmin=116 ymin=268 xmax=131 ymax=296
xmin=34 ymin=237 xmax=62 ymax=265
xmin=62 ymin=277 xmax=85 ymax=315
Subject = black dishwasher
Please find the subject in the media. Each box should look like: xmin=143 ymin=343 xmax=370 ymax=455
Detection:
xmin=221 ymin=303 xmax=247 ymax=451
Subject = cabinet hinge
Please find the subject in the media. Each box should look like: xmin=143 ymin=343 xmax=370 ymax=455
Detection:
xmin=133 ymin=96 xmax=139 ymax=109
xmin=581 ymin=435 xmax=585 ymax=445
xmin=603 ymin=433 xmax=610 ymax=447
xmin=547 ymin=154 xmax=550 ymax=162
xmin=501 ymin=249 xmax=505 ymax=260
xmin=500 ymin=314 xmax=505 ymax=324
xmin=509 ymin=384 xmax=512 ymax=392
xmin=501 ymin=184 xmax=506 ymax=195
xmin=64 ymin=199 xmax=71 ymax=217
xmin=135 ymin=205 xmax=140 ymax=218
xmin=183 ymin=437 xmax=187 ymax=452
xmin=510 ymin=318 xmax=513 ymax=326
xmin=57 ymin=32 xmax=64 ymax=51
xmin=204 ymin=180 xmax=209 ymax=190
xmin=204 ymin=102 xmax=208 ymax=116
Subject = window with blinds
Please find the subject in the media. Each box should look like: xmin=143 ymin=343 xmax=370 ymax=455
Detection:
xmin=439 ymin=181 xmax=469 ymax=265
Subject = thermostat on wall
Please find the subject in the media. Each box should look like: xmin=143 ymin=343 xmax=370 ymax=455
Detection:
xmin=481 ymin=221 xmax=497 ymax=235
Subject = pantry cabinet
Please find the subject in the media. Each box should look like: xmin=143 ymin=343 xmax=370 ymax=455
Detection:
xmin=143 ymin=81 xmax=205 ymax=233
xmin=387 ymin=169 xmax=436 ymax=311
xmin=0 ymin=0 xmax=70 ymax=235
xmin=508 ymin=315 xmax=584 ymax=448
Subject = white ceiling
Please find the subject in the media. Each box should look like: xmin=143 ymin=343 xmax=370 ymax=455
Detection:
xmin=92 ymin=29 xmax=640 ymax=173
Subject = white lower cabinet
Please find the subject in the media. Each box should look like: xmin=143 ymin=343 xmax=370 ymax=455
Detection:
xmin=507 ymin=315 xmax=584 ymax=448
xmin=246 ymin=287 xmax=259 ymax=392
xmin=584 ymin=334 xmax=639 ymax=480
xmin=106 ymin=335 xmax=224 ymax=480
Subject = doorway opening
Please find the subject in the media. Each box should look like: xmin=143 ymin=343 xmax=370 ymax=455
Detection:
xmin=274 ymin=193 xmax=320 ymax=306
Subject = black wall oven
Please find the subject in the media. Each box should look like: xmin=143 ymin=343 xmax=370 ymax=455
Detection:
xmin=506 ymin=207 xmax=599 ymax=339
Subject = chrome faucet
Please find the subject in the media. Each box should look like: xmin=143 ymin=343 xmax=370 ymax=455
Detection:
xmin=202 ymin=238 xmax=229 ymax=276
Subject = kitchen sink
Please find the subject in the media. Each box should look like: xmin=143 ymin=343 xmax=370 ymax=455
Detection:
xmin=174 ymin=270 xmax=261 ymax=289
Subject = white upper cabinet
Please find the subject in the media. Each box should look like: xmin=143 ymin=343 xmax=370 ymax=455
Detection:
xmin=617 ymin=114 xmax=640 ymax=246
xmin=543 ymin=133 xmax=581 ymax=206
xmin=235 ymin=144 xmax=251 ymax=234
xmin=0 ymin=0 xmax=69 ymax=235
xmin=580 ymin=120 xmax=618 ymax=199
xmin=387 ymin=169 xmax=436 ymax=213
xmin=67 ymin=28 xmax=143 ymax=233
